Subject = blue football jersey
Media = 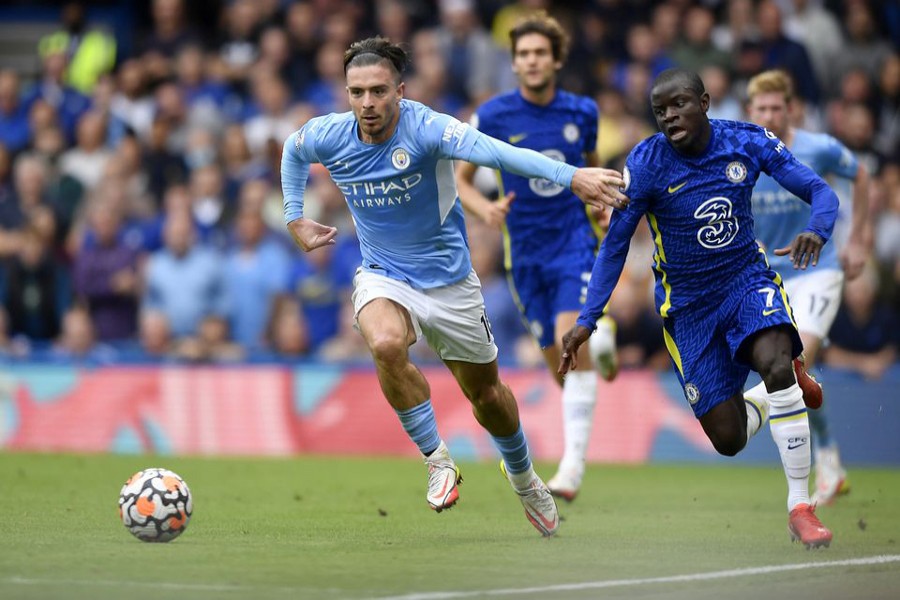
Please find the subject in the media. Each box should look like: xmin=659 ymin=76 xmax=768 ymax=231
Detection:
xmin=281 ymin=99 xmax=577 ymax=290
xmin=473 ymin=90 xmax=599 ymax=267
xmin=751 ymin=129 xmax=858 ymax=278
xmin=577 ymin=120 xmax=839 ymax=329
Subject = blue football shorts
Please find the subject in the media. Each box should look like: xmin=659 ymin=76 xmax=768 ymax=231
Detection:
xmin=663 ymin=266 xmax=803 ymax=417
xmin=507 ymin=254 xmax=593 ymax=349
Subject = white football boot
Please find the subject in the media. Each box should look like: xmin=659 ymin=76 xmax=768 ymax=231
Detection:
xmin=501 ymin=461 xmax=560 ymax=536
xmin=424 ymin=441 xmax=462 ymax=512
xmin=811 ymin=445 xmax=849 ymax=506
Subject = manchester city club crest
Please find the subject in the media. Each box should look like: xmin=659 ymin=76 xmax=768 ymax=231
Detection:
xmin=684 ymin=382 xmax=700 ymax=405
xmin=726 ymin=161 xmax=747 ymax=183
xmin=391 ymin=147 xmax=410 ymax=170
xmin=563 ymin=123 xmax=580 ymax=143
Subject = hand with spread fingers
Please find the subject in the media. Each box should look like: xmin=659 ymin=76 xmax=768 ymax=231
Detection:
xmin=571 ymin=168 xmax=629 ymax=211
xmin=558 ymin=325 xmax=593 ymax=376
xmin=774 ymin=231 xmax=825 ymax=270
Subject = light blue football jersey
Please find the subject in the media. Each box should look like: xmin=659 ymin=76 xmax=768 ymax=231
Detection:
xmin=751 ymin=129 xmax=858 ymax=278
xmin=282 ymin=99 xmax=577 ymax=290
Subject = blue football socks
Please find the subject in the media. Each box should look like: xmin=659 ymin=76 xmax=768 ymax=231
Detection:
xmin=492 ymin=425 xmax=531 ymax=475
xmin=395 ymin=400 xmax=441 ymax=456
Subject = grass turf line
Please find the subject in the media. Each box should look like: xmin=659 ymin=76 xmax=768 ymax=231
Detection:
xmin=1 ymin=453 xmax=898 ymax=600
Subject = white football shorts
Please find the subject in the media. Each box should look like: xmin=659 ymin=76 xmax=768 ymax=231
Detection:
xmin=351 ymin=269 xmax=499 ymax=364
xmin=783 ymin=268 xmax=844 ymax=339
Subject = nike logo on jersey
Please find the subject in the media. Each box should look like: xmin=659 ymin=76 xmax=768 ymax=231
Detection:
xmin=763 ymin=308 xmax=782 ymax=316
xmin=328 ymin=160 xmax=350 ymax=171
xmin=667 ymin=181 xmax=687 ymax=193
xmin=425 ymin=116 xmax=437 ymax=125
xmin=508 ymin=133 xmax=528 ymax=144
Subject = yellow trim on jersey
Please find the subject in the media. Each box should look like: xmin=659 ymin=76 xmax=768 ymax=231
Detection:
xmin=493 ymin=169 xmax=515 ymax=272
xmin=585 ymin=205 xmax=605 ymax=255
xmin=663 ymin=327 xmax=683 ymax=376
xmin=501 ymin=222 xmax=513 ymax=272
xmin=647 ymin=213 xmax=673 ymax=318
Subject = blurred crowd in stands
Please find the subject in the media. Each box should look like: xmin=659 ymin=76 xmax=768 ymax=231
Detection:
xmin=0 ymin=0 xmax=896 ymax=376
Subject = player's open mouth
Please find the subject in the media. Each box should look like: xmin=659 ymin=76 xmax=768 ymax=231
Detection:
xmin=668 ymin=127 xmax=687 ymax=141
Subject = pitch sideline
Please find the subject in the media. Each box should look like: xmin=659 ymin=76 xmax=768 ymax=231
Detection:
xmin=367 ymin=555 xmax=900 ymax=600
xmin=5 ymin=555 xmax=900 ymax=598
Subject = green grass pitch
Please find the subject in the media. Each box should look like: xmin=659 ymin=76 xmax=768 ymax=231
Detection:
xmin=1 ymin=452 xmax=899 ymax=600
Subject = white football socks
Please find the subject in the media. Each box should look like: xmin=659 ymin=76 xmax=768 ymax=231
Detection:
xmin=744 ymin=380 xmax=769 ymax=441
xmin=767 ymin=382 xmax=811 ymax=511
xmin=559 ymin=370 xmax=597 ymax=475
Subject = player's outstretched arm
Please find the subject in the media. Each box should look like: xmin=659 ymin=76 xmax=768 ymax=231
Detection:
xmin=570 ymin=168 xmax=629 ymax=211
xmin=559 ymin=325 xmax=592 ymax=375
xmin=455 ymin=161 xmax=514 ymax=229
xmin=840 ymin=163 xmax=872 ymax=281
xmin=460 ymin=129 xmax=630 ymax=210
xmin=287 ymin=217 xmax=338 ymax=252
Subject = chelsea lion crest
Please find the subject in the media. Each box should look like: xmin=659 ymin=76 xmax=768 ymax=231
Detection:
xmin=725 ymin=161 xmax=747 ymax=183
xmin=684 ymin=383 xmax=700 ymax=405
xmin=391 ymin=147 xmax=411 ymax=170
xmin=563 ymin=123 xmax=580 ymax=143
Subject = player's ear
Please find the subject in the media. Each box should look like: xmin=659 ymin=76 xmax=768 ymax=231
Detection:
xmin=700 ymin=91 xmax=710 ymax=113
xmin=396 ymin=81 xmax=404 ymax=103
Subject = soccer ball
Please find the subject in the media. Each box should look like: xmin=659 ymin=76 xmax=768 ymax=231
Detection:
xmin=118 ymin=468 xmax=193 ymax=542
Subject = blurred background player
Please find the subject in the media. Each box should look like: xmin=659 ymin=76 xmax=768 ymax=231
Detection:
xmin=560 ymin=69 xmax=838 ymax=548
xmin=281 ymin=37 xmax=628 ymax=536
xmin=744 ymin=70 xmax=871 ymax=505
xmin=456 ymin=12 xmax=618 ymax=502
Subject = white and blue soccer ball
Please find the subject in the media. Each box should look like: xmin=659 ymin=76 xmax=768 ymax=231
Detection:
xmin=118 ymin=468 xmax=192 ymax=542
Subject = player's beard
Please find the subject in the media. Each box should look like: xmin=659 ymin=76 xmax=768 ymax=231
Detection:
xmin=358 ymin=112 xmax=387 ymax=140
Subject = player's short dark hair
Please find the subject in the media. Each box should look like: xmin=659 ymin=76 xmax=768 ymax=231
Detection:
xmin=652 ymin=68 xmax=706 ymax=98
xmin=343 ymin=37 xmax=410 ymax=83
xmin=509 ymin=11 xmax=570 ymax=63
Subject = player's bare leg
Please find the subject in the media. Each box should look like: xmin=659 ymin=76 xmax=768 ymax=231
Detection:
xmin=446 ymin=359 xmax=559 ymax=536
xmin=358 ymin=299 xmax=461 ymax=511
xmin=698 ymin=394 xmax=750 ymax=457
